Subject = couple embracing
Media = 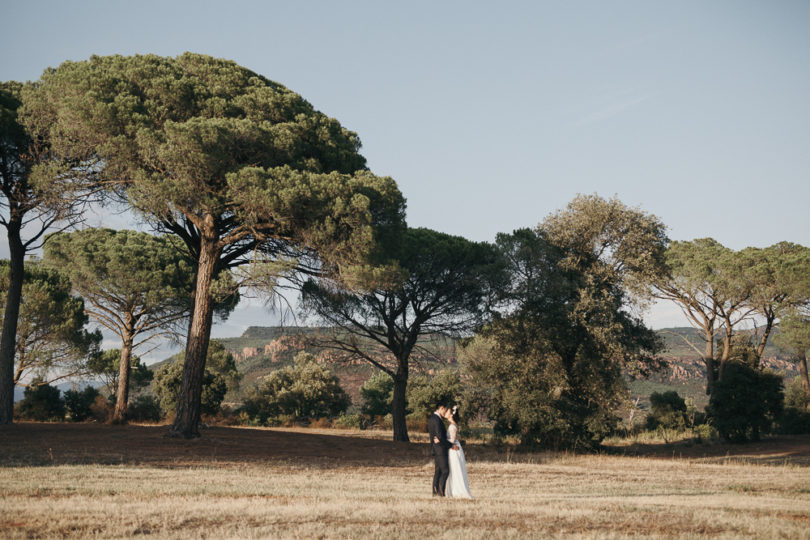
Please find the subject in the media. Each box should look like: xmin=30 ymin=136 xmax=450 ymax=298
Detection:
xmin=428 ymin=401 xmax=472 ymax=499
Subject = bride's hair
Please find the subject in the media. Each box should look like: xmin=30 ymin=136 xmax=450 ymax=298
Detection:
xmin=451 ymin=405 xmax=460 ymax=424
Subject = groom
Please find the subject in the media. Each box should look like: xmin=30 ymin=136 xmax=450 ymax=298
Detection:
xmin=428 ymin=401 xmax=458 ymax=496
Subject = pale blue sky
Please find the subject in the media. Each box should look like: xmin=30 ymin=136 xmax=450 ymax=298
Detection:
xmin=3 ymin=0 xmax=809 ymax=342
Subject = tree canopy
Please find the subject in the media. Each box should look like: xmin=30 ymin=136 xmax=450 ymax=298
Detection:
xmin=301 ymin=226 xmax=501 ymax=441
xmin=27 ymin=53 xmax=405 ymax=437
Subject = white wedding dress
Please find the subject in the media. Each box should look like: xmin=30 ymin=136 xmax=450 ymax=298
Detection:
xmin=445 ymin=423 xmax=473 ymax=499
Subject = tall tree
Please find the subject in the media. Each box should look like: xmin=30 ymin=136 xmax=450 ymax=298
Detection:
xmin=43 ymin=228 xmax=205 ymax=423
xmin=0 ymin=260 xmax=100 ymax=388
xmin=653 ymin=239 xmax=753 ymax=394
xmin=29 ymin=53 xmax=405 ymax=437
xmin=0 ymin=82 xmax=97 ymax=423
xmin=301 ymin=227 xmax=501 ymax=441
xmin=774 ymin=310 xmax=810 ymax=403
xmin=741 ymin=242 xmax=810 ymax=366
xmin=468 ymin=196 xmax=667 ymax=448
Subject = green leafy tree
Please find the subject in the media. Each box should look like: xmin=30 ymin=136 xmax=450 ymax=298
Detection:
xmin=405 ymin=370 xmax=462 ymax=420
xmin=301 ymin=227 xmax=501 ymax=441
xmin=43 ymin=228 xmax=207 ymax=423
xmin=359 ymin=371 xmax=394 ymax=418
xmin=645 ymin=391 xmax=688 ymax=431
xmin=707 ymin=361 xmax=783 ymax=442
xmin=152 ymin=340 xmax=238 ymax=417
xmin=241 ymin=352 xmax=349 ymax=423
xmin=0 ymin=81 xmax=98 ymax=424
xmin=64 ymin=385 xmax=100 ymax=422
xmin=468 ymin=196 xmax=667 ymax=449
xmin=16 ymin=379 xmax=65 ymax=421
xmin=774 ymin=310 xmax=810 ymax=406
xmin=0 ymin=260 xmax=100 ymax=388
xmin=653 ymin=239 xmax=754 ymax=394
xmin=30 ymin=53 xmax=405 ymax=437
xmin=153 ymin=361 xmax=227 ymax=418
xmin=740 ymin=242 xmax=810 ymax=367
xmin=85 ymin=349 xmax=153 ymax=400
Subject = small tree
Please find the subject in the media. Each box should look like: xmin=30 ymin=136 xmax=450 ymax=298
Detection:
xmin=153 ymin=361 xmax=227 ymax=418
xmin=405 ymin=370 xmax=462 ymax=419
xmin=359 ymin=371 xmax=394 ymax=418
xmin=64 ymin=386 xmax=100 ymax=422
xmin=241 ymin=352 xmax=350 ymax=424
xmin=645 ymin=391 xmax=688 ymax=431
xmin=44 ymin=228 xmax=205 ymax=423
xmin=707 ymin=362 xmax=783 ymax=442
xmin=16 ymin=380 xmax=65 ymax=421
xmin=0 ymin=260 xmax=101 ymax=388
xmin=86 ymin=349 xmax=153 ymax=400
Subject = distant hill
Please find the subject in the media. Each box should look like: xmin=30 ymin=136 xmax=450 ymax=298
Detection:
xmin=155 ymin=325 xmax=802 ymax=411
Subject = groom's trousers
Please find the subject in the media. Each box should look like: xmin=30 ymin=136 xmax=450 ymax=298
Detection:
xmin=433 ymin=450 xmax=450 ymax=496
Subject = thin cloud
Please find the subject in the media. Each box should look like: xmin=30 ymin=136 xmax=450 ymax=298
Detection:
xmin=573 ymin=94 xmax=650 ymax=127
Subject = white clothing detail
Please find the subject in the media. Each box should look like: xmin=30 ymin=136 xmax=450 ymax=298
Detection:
xmin=445 ymin=423 xmax=473 ymax=499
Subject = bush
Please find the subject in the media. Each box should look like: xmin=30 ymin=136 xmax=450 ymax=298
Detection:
xmin=90 ymin=394 xmax=112 ymax=422
xmin=153 ymin=361 xmax=227 ymax=416
xmin=646 ymin=391 xmax=688 ymax=431
xmin=239 ymin=352 xmax=350 ymax=424
xmin=707 ymin=362 xmax=783 ymax=442
xmin=784 ymin=376 xmax=810 ymax=411
xmin=777 ymin=408 xmax=810 ymax=434
xmin=64 ymin=386 xmax=100 ymax=421
xmin=406 ymin=370 xmax=462 ymax=419
xmin=359 ymin=372 xmax=393 ymax=418
xmin=127 ymin=395 xmax=163 ymax=422
xmin=16 ymin=382 xmax=65 ymax=421
xmin=333 ymin=413 xmax=366 ymax=430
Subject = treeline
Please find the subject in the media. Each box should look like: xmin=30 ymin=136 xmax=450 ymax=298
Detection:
xmin=2 ymin=53 xmax=809 ymax=449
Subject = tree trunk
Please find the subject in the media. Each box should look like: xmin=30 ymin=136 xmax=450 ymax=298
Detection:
xmin=753 ymin=312 xmax=776 ymax=370
xmin=0 ymin=226 xmax=24 ymax=424
xmin=703 ymin=326 xmax=716 ymax=396
xmin=391 ymin=360 xmax=410 ymax=442
xmin=167 ymin=228 xmax=219 ymax=439
xmin=798 ymin=352 xmax=810 ymax=410
xmin=112 ymin=316 xmax=135 ymax=424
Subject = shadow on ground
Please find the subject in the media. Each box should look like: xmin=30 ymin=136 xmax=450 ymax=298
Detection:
xmin=2 ymin=423 xmax=809 ymax=467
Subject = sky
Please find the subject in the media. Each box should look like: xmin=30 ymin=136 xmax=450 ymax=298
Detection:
xmin=2 ymin=0 xmax=809 ymax=359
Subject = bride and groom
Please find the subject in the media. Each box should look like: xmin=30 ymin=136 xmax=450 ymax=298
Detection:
xmin=429 ymin=401 xmax=472 ymax=499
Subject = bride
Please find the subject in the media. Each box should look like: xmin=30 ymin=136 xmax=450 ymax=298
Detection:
xmin=444 ymin=405 xmax=473 ymax=499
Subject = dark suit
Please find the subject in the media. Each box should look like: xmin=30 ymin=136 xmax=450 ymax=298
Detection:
xmin=428 ymin=412 xmax=452 ymax=496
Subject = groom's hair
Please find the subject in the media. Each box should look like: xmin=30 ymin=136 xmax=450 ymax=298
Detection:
xmin=435 ymin=398 xmax=450 ymax=410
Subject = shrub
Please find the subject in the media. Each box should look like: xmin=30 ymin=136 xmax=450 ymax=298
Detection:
xmin=784 ymin=376 xmax=810 ymax=411
xmin=64 ymin=386 xmax=100 ymax=421
xmin=16 ymin=382 xmax=65 ymax=421
xmin=90 ymin=394 xmax=112 ymax=422
xmin=707 ymin=362 xmax=783 ymax=442
xmin=359 ymin=372 xmax=393 ymax=418
xmin=240 ymin=352 xmax=350 ymax=424
xmin=333 ymin=413 xmax=366 ymax=430
xmin=406 ymin=370 xmax=462 ymax=419
xmin=153 ymin=361 xmax=227 ymax=416
xmin=127 ymin=395 xmax=163 ymax=422
xmin=646 ymin=391 xmax=688 ymax=431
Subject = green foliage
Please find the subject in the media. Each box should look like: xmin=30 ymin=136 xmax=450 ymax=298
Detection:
xmin=0 ymin=260 xmax=101 ymax=385
xmin=333 ymin=412 xmax=366 ymax=429
xmin=359 ymin=371 xmax=393 ymax=418
xmin=153 ymin=362 xmax=227 ymax=417
xmin=86 ymin=349 xmax=153 ymax=397
xmin=16 ymin=381 xmax=65 ymax=421
xmin=205 ymin=341 xmax=242 ymax=392
xmin=240 ymin=352 xmax=350 ymax=423
xmin=784 ymin=376 xmax=810 ymax=411
xmin=64 ymin=386 xmax=100 ymax=422
xmin=645 ymin=391 xmax=688 ymax=431
xmin=466 ymin=198 xmax=667 ymax=449
xmin=707 ymin=362 xmax=784 ymax=442
xmin=405 ymin=370 xmax=462 ymax=419
xmin=126 ymin=395 xmax=163 ymax=423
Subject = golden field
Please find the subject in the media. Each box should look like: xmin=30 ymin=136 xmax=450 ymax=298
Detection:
xmin=1 ymin=423 xmax=809 ymax=539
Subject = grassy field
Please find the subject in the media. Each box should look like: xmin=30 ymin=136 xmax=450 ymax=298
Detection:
xmin=2 ymin=424 xmax=810 ymax=539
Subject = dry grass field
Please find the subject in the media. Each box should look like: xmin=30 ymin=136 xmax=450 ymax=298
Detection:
xmin=1 ymin=423 xmax=809 ymax=539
